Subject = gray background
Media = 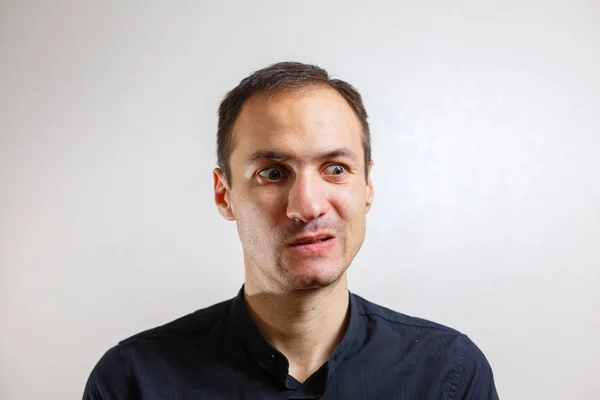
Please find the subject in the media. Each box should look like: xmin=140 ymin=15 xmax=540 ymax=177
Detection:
xmin=1 ymin=1 xmax=598 ymax=399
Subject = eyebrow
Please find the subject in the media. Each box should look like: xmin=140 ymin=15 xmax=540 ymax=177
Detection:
xmin=245 ymin=147 xmax=359 ymax=166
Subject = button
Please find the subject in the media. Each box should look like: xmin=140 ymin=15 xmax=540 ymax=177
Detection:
xmin=266 ymin=353 xmax=275 ymax=363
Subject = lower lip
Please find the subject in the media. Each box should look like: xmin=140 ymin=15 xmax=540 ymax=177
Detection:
xmin=289 ymin=238 xmax=336 ymax=254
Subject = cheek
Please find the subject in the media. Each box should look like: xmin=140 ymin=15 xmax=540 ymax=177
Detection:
xmin=234 ymin=189 xmax=286 ymax=234
xmin=331 ymin=187 xmax=367 ymax=224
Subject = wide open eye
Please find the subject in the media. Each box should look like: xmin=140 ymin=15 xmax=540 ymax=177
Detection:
xmin=323 ymin=164 xmax=346 ymax=176
xmin=258 ymin=166 xmax=288 ymax=181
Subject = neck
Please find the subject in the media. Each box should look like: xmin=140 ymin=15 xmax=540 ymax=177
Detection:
xmin=243 ymin=274 xmax=350 ymax=383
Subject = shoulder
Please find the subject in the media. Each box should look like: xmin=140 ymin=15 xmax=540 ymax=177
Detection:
xmin=353 ymin=293 xmax=488 ymax=356
xmin=120 ymin=298 xmax=232 ymax=346
xmin=98 ymin=298 xmax=233 ymax=369
xmin=352 ymin=293 xmax=498 ymax=398
xmin=83 ymin=298 xmax=234 ymax=398
xmin=353 ymin=292 xmax=461 ymax=336
xmin=352 ymin=293 xmax=467 ymax=365
xmin=112 ymin=297 xmax=233 ymax=363
xmin=450 ymin=335 xmax=499 ymax=399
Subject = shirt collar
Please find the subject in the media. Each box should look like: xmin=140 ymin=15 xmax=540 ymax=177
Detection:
xmin=228 ymin=284 xmax=363 ymax=387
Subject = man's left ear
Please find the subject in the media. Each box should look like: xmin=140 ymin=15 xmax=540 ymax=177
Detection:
xmin=366 ymin=160 xmax=374 ymax=213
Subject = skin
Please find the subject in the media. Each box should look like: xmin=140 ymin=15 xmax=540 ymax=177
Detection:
xmin=213 ymin=85 xmax=374 ymax=382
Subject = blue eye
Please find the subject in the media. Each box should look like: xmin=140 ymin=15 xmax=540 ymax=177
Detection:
xmin=258 ymin=167 xmax=287 ymax=181
xmin=324 ymin=164 xmax=346 ymax=175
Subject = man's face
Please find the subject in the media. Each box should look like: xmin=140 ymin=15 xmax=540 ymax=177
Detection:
xmin=214 ymin=86 xmax=374 ymax=291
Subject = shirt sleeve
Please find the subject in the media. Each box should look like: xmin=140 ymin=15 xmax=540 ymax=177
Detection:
xmin=82 ymin=345 xmax=135 ymax=400
xmin=448 ymin=334 xmax=499 ymax=400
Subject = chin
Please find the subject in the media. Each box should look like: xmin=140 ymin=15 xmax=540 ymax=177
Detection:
xmin=284 ymin=264 xmax=346 ymax=290
xmin=288 ymin=277 xmax=331 ymax=290
xmin=273 ymin=249 xmax=350 ymax=290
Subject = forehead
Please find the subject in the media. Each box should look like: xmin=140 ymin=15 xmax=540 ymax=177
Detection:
xmin=230 ymin=86 xmax=364 ymax=164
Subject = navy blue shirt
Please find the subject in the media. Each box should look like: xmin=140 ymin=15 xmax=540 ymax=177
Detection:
xmin=84 ymin=287 xmax=498 ymax=399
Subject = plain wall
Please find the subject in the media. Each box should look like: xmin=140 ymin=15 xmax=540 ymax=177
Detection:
xmin=1 ymin=1 xmax=599 ymax=399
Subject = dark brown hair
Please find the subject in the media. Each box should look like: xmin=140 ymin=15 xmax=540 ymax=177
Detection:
xmin=217 ymin=61 xmax=371 ymax=185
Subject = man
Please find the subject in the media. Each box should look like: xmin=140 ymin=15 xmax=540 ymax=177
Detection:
xmin=83 ymin=62 xmax=499 ymax=399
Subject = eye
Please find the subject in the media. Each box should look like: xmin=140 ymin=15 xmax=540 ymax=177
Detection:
xmin=323 ymin=164 xmax=346 ymax=176
xmin=258 ymin=166 xmax=288 ymax=181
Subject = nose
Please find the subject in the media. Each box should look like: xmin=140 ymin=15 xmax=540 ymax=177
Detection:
xmin=286 ymin=171 xmax=330 ymax=223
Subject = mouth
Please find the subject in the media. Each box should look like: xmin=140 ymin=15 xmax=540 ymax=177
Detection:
xmin=288 ymin=236 xmax=335 ymax=254
xmin=290 ymin=235 xmax=335 ymax=247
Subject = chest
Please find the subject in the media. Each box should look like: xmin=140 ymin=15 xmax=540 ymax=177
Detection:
xmin=134 ymin=354 xmax=449 ymax=400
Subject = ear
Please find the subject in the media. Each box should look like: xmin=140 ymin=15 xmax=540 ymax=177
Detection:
xmin=213 ymin=168 xmax=236 ymax=221
xmin=365 ymin=161 xmax=374 ymax=213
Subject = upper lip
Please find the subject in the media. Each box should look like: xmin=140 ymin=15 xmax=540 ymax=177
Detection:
xmin=289 ymin=233 xmax=335 ymax=246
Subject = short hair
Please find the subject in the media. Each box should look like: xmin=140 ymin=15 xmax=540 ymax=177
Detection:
xmin=217 ymin=61 xmax=371 ymax=186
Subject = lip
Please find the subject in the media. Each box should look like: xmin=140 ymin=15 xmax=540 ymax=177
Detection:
xmin=289 ymin=233 xmax=335 ymax=246
xmin=288 ymin=236 xmax=336 ymax=254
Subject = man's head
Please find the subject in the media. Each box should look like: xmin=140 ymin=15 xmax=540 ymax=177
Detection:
xmin=213 ymin=62 xmax=374 ymax=292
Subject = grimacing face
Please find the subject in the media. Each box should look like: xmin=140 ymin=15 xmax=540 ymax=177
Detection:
xmin=213 ymin=86 xmax=374 ymax=292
